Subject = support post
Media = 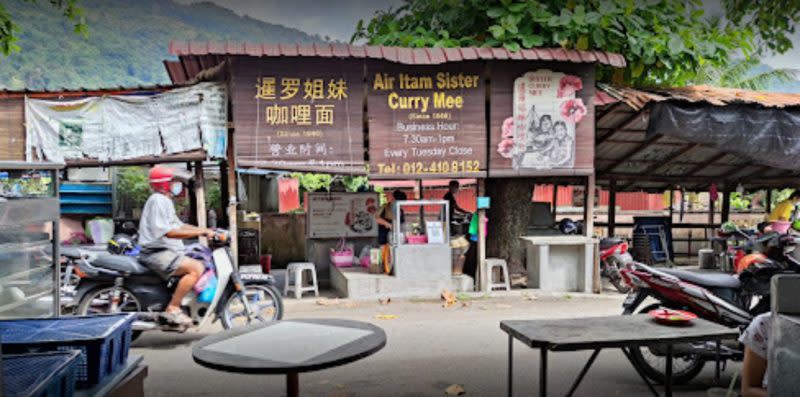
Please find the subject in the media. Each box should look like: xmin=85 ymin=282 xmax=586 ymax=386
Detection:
xmin=608 ymin=179 xmax=617 ymax=237
xmin=220 ymin=161 xmax=229 ymax=227
xmin=721 ymin=186 xmax=731 ymax=224
xmin=194 ymin=160 xmax=208 ymax=246
xmin=478 ymin=178 xmax=487 ymax=292
xmin=668 ymin=189 xmax=674 ymax=222
xmin=585 ymin=174 xmax=600 ymax=294
xmin=766 ymin=189 xmax=773 ymax=214
xmin=187 ymin=162 xmax=198 ymax=224
xmin=551 ymin=183 xmax=559 ymax=219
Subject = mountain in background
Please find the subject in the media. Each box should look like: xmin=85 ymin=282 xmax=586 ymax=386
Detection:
xmin=0 ymin=0 xmax=322 ymax=90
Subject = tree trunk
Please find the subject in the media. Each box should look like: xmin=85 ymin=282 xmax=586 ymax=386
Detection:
xmin=486 ymin=178 xmax=537 ymax=274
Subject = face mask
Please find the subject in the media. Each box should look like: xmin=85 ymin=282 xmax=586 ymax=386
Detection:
xmin=170 ymin=182 xmax=183 ymax=196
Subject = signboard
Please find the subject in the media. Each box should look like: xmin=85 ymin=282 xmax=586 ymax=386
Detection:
xmin=488 ymin=63 xmax=595 ymax=177
xmin=231 ymin=58 xmax=365 ymax=173
xmin=425 ymin=221 xmax=445 ymax=244
xmin=24 ymin=82 xmax=228 ymax=162
xmin=307 ymin=192 xmax=379 ymax=239
xmin=367 ymin=61 xmax=486 ymax=178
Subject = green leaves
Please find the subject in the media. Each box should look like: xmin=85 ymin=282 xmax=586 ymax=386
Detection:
xmin=356 ymin=0 xmax=785 ymax=87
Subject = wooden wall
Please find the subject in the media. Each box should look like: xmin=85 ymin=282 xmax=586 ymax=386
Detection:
xmin=0 ymin=98 xmax=26 ymax=160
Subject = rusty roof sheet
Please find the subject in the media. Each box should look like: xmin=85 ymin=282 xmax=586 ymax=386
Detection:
xmin=168 ymin=41 xmax=627 ymax=67
xmin=599 ymin=83 xmax=800 ymax=110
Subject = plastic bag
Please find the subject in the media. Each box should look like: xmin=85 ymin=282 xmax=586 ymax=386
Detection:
xmin=193 ymin=269 xmax=215 ymax=293
xmin=197 ymin=274 xmax=218 ymax=303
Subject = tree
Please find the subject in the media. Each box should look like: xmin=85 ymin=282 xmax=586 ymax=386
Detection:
xmin=353 ymin=0 xmax=798 ymax=87
xmin=693 ymin=57 xmax=799 ymax=91
xmin=1 ymin=0 xmax=87 ymax=56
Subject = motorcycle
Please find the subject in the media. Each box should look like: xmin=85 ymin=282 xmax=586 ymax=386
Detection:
xmin=618 ymin=231 xmax=799 ymax=384
xmin=599 ymin=237 xmax=633 ymax=293
xmin=67 ymin=230 xmax=283 ymax=338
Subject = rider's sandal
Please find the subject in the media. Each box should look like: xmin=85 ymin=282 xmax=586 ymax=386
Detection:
xmin=161 ymin=311 xmax=193 ymax=326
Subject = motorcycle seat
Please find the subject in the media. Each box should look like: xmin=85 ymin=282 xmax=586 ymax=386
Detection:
xmin=661 ymin=268 xmax=741 ymax=289
xmin=91 ymin=255 xmax=154 ymax=275
xmin=599 ymin=238 xmax=624 ymax=250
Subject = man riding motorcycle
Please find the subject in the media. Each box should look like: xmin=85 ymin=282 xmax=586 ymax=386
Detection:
xmin=138 ymin=165 xmax=214 ymax=326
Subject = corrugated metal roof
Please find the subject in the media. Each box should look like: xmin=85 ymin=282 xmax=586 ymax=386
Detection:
xmin=168 ymin=41 xmax=627 ymax=67
xmin=0 ymin=85 xmax=177 ymax=99
xmin=599 ymin=83 xmax=800 ymax=110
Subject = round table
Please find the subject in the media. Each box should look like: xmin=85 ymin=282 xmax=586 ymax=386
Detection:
xmin=192 ymin=319 xmax=386 ymax=397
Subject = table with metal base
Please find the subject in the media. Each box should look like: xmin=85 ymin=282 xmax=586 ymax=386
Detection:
xmin=501 ymin=314 xmax=738 ymax=397
xmin=193 ymin=319 xmax=386 ymax=397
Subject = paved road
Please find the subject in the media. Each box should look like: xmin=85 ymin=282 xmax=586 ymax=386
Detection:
xmin=133 ymin=293 xmax=736 ymax=396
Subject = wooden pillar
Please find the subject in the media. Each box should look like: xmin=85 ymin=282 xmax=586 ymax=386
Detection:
xmin=608 ymin=179 xmax=617 ymax=237
xmin=194 ymin=161 xmax=208 ymax=246
xmin=551 ymin=183 xmax=559 ymax=218
xmin=668 ymin=189 xmax=674 ymax=222
xmin=220 ymin=161 xmax=230 ymax=227
xmin=766 ymin=189 xmax=773 ymax=214
xmin=187 ymin=162 xmax=197 ymax=224
xmin=477 ymin=178 xmax=487 ymax=292
xmin=721 ymin=186 xmax=731 ymax=224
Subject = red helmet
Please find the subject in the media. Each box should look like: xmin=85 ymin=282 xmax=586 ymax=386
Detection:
xmin=149 ymin=166 xmax=175 ymax=192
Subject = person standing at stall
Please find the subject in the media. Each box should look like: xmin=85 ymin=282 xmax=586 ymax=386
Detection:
xmin=443 ymin=180 xmax=471 ymax=225
xmin=376 ymin=190 xmax=407 ymax=273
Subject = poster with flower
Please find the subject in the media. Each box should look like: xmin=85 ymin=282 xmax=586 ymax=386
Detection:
xmin=499 ymin=70 xmax=585 ymax=170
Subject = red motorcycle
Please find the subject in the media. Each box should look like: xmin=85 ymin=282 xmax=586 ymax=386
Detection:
xmin=599 ymin=237 xmax=633 ymax=293
xmin=618 ymin=232 xmax=798 ymax=384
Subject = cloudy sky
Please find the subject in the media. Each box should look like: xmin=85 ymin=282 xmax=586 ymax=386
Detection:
xmin=183 ymin=0 xmax=798 ymax=70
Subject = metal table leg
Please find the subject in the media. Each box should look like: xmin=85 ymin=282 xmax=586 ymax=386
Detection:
xmin=287 ymin=372 xmax=299 ymax=397
xmin=715 ymin=340 xmax=721 ymax=384
xmin=508 ymin=335 xmax=513 ymax=397
xmin=540 ymin=349 xmax=547 ymax=397
xmin=665 ymin=344 xmax=673 ymax=397
xmin=621 ymin=347 xmax=660 ymax=397
xmin=566 ymin=349 xmax=601 ymax=397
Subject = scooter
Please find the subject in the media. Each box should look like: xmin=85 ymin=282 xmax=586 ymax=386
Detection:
xmin=67 ymin=230 xmax=283 ymax=339
xmin=598 ymin=237 xmax=633 ymax=293
xmin=618 ymin=232 xmax=798 ymax=384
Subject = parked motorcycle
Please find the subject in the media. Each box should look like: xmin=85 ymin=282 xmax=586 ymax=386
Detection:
xmin=618 ymin=231 xmax=799 ymax=384
xmin=67 ymin=230 xmax=283 ymax=339
xmin=599 ymin=237 xmax=633 ymax=293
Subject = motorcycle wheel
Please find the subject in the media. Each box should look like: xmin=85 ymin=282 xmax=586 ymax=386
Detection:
xmin=627 ymin=303 xmax=705 ymax=385
xmin=76 ymin=285 xmax=143 ymax=341
xmin=219 ymin=284 xmax=284 ymax=329
xmin=606 ymin=257 xmax=631 ymax=294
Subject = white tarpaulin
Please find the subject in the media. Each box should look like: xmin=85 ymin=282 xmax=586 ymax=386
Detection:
xmin=25 ymin=82 xmax=228 ymax=162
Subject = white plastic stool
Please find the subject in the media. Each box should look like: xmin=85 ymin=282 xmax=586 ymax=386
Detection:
xmin=284 ymin=262 xmax=319 ymax=299
xmin=484 ymin=258 xmax=511 ymax=292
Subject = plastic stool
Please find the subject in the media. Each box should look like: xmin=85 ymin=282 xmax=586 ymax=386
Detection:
xmin=284 ymin=262 xmax=319 ymax=299
xmin=484 ymin=258 xmax=510 ymax=292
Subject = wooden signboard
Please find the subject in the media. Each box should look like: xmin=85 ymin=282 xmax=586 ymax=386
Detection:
xmin=307 ymin=192 xmax=379 ymax=239
xmin=488 ymin=62 xmax=595 ymax=177
xmin=367 ymin=61 xmax=486 ymax=179
xmin=231 ymin=57 xmax=365 ymax=173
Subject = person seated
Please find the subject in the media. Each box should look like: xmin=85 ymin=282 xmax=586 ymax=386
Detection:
xmin=376 ymin=190 xmax=407 ymax=245
xmin=138 ymin=166 xmax=215 ymax=326
xmin=444 ymin=180 xmax=471 ymax=222
xmin=762 ymin=190 xmax=800 ymax=233
xmin=740 ymin=312 xmax=771 ymax=397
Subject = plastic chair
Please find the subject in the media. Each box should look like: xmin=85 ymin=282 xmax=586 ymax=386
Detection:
xmin=283 ymin=262 xmax=319 ymax=299
xmin=484 ymin=258 xmax=511 ymax=292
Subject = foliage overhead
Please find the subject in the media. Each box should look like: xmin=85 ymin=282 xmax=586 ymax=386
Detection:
xmin=0 ymin=0 xmax=322 ymax=90
xmin=353 ymin=0 xmax=798 ymax=86
xmin=693 ymin=57 xmax=799 ymax=91
xmin=723 ymin=0 xmax=800 ymax=54
xmin=0 ymin=0 xmax=87 ymax=56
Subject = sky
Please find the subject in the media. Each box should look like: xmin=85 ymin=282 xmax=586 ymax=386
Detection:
xmin=181 ymin=0 xmax=799 ymax=70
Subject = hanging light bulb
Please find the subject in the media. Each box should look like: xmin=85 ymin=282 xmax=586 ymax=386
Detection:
xmin=736 ymin=183 xmax=744 ymax=195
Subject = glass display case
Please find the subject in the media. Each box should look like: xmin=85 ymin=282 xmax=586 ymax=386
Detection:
xmin=0 ymin=162 xmax=63 ymax=318
xmin=392 ymin=200 xmax=450 ymax=246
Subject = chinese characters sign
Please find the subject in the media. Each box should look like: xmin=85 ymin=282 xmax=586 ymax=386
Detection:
xmin=232 ymin=58 xmax=365 ymax=172
xmin=367 ymin=61 xmax=486 ymax=178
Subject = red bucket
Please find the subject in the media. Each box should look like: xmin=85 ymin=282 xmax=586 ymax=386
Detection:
xmin=260 ymin=254 xmax=272 ymax=274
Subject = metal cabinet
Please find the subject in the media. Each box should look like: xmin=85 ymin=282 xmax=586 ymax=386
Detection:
xmin=0 ymin=161 xmax=63 ymax=318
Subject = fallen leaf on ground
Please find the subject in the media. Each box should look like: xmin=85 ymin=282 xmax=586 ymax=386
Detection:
xmin=375 ymin=314 xmax=398 ymax=320
xmin=522 ymin=292 xmax=538 ymax=301
xmin=343 ymin=301 xmax=358 ymax=308
xmin=379 ymin=297 xmax=391 ymax=305
xmin=445 ymin=384 xmax=466 ymax=395
xmin=441 ymin=288 xmax=457 ymax=308
xmin=461 ymin=301 xmax=471 ymax=308
xmin=316 ymin=298 xmax=340 ymax=306
xmin=495 ymin=304 xmax=512 ymax=309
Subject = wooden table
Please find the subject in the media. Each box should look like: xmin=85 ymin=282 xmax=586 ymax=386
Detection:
xmin=192 ymin=319 xmax=386 ymax=397
xmin=501 ymin=314 xmax=738 ymax=397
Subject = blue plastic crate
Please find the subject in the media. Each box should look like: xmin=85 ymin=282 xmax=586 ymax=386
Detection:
xmin=3 ymin=350 xmax=80 ymax=397
xmin=0 ymin=313 xmax=134 ymax=388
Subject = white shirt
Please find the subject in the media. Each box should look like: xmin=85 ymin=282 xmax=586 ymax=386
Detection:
xmin=739 ymin=313 xmax=771 ymax=388
xmin=138 ymin=193 xmax=184 ymax=252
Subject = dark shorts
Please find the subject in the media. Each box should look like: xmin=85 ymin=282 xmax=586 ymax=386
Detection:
xmin=139 ymin=249 xmax=184 ymax=280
